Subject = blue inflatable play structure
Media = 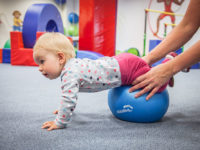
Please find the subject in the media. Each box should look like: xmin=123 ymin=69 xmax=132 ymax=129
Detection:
xmin=23 ymin=4 xmax=64 ymax=48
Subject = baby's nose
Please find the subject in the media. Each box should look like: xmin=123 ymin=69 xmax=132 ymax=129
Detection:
xmin=38 ymin=66 xmax=43 ymax=72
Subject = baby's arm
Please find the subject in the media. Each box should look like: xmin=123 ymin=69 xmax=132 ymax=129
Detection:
xmin=42 ymin=75 xmax=79 ymax=131
xmin=55 ymin=78 xmax=79 ymax=129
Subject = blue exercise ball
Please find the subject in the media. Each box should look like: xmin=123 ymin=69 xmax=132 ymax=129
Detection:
xmin=108 ymin=86 xmax=169 ymax=123
xmin=68 ymin=12 xmax=79 ymax=24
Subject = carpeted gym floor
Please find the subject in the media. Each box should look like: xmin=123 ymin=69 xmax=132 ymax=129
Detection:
xmin=0 ymin=63 xmax=200 ymax=150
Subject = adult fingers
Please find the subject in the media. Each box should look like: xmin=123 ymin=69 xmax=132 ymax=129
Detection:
xmin=132 ymin=74 xmax=146 ymax=85
xmin=134 ymin=85 xmax=153 ymax=98
xmin=146 ymin=87 xmax=160 ymax=100
xmin=129 ymin=78 xmax=149 ymax=93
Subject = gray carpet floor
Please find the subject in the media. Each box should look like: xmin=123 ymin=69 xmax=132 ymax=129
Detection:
xmin=0 ymin=63 xmax=200 ymax=150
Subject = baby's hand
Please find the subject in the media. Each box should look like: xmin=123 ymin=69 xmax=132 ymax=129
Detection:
xmin=42 ymin=121 xmax=60 ymax=131
xmin=53 ymin=110 xmax=58 ymax=114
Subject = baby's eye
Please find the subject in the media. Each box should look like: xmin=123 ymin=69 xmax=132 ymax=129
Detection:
xmin=40 ymin=60 xmax=45 ymax=64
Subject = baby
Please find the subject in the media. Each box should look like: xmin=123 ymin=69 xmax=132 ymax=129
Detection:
xmin=33 ymin=32 xmax=174 ymax=131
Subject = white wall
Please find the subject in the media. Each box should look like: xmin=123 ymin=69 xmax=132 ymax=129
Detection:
xmin=116 ymin=0 xmax=199 ymax=55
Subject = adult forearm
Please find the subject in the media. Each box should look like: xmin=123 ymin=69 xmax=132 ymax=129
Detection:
xmin=148 ymin=21 xmax=196 ymax=65
xmin=170 ymin=40 xmax=200 ymax=75
xmin=146 ymin=0 xmax=200 ymax=65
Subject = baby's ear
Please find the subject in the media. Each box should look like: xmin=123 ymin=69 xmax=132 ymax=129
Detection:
xmin=57 ymin=52 xmax=66 ymax=64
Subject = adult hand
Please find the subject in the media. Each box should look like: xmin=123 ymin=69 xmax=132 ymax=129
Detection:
xmin=129 ymin=63 xmax=174 ymax=100
xmin=42 ymin=121 xmax=60 ymax=131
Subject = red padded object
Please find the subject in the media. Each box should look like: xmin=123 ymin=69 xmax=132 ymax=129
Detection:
xmin=36 ymin=32 xmax=45 ymax=40
xmin=36 ymin=32 xmax=73 ymax=44
xmin=0 ymin=49 xmax=2 ymax=63
xmin=79 ymin=0 xmax=117 ymax=56
xmin=67 ymin=36 xmax=73 ymax=44
xmin=10 ymin=32 xmax=37 ymax=66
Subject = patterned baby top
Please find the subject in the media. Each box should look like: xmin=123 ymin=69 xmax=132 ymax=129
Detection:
xmin=55 ymin=57 xmax=122 ymax=128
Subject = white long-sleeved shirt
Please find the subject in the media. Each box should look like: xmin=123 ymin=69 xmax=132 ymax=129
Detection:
xmin=55 ymin=57 xmax=122 ymax=128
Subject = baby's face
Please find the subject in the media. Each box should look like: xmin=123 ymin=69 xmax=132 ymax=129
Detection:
xmin=33 ymin=49 xmax=63 ymax=80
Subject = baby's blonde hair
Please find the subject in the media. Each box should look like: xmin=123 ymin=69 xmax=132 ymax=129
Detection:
xmin=33 ymin=32 xmax=75 ymax=58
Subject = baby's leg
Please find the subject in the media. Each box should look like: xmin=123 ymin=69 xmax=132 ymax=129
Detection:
xmin=162 ymin=52 xmax=178 ymax=64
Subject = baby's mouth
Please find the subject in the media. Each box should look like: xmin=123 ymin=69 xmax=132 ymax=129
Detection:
xmin=43 ymin=73 xmax=48 ymax=78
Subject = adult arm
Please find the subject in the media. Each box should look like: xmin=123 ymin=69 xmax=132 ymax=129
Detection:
xmin=129 ymin=0 xmax=200 ymax=100
xmin=147 ymin=0 xmax=200 ymax=66
xmin=130 ymin=40 xmax=200 ymax=100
